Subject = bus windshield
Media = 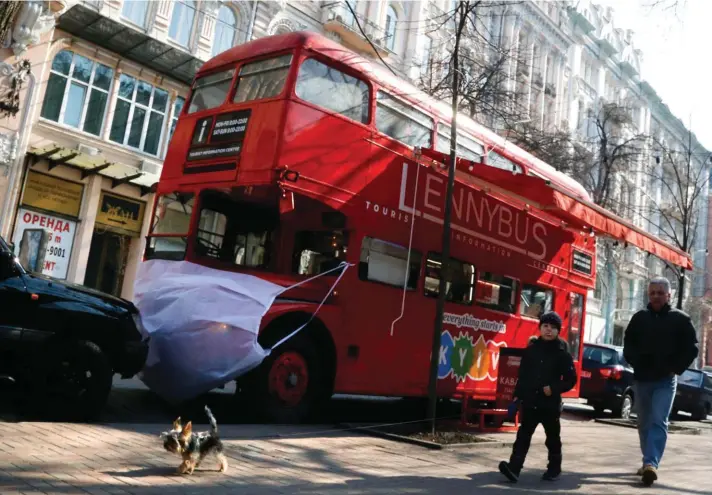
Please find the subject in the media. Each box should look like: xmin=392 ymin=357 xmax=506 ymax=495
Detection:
xmin=145 ymin=192 xmax=194 ymax=261
xmin=195 ymin=190 xmax=279 ymax=269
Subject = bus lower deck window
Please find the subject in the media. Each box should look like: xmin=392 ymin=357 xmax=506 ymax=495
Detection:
xmin=474 ymin=272 xmax=518 ymax=313
xmin=293 ymin=230 xmax=348 ymax=276
xmin=358 ymin=236 xmax=420 ymax=290
xmin=424 ymin=253 xmax=475 ymax=305
xmin=520 ymin=284 xmax=554 ymax=318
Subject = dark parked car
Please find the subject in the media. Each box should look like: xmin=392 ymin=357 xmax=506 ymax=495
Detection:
xmin=673 ymin=369 xmax=712 ymax=421
xmin=580 ymin=343 xmax=635 ymax=419
xmin=0 ymin=236 xmax=148 ymax=420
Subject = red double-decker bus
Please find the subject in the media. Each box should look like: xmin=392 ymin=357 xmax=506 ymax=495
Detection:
xmin=146 ymin=32 xmax=692 ymax=421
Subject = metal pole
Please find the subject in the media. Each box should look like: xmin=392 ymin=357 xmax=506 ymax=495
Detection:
xmin=426 ymin=1 xmax=464 ymax=435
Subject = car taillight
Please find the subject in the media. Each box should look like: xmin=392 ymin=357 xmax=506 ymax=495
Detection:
xmin=599 ymin=366 xmax=624 ymax=380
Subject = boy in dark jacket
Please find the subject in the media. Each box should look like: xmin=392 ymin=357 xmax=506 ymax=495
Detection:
xmin=499 ymin=312 xmax=577 ymax=483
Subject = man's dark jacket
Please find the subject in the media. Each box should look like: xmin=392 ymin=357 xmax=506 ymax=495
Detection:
xmin=623 ymin=303 xmax=699 ymax=381
xmin=514 ymin=336 xmax=577 ymax=410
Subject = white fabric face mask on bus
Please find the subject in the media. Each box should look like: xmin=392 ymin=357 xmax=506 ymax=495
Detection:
xmin=133 ymin=259 xmax=349 ymax=403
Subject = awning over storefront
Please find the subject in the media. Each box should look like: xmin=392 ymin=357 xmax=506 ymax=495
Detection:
xmin=56 ymin=4 xmax=202 ymax=85
xmin=26 ymin=144 xmax=157 ymax=196
xmin=419 ymin=148 xmax=693 ymax=270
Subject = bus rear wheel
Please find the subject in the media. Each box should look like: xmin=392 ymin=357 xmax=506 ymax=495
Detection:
xmin=242 ymin=334 xmax=325 ymax=424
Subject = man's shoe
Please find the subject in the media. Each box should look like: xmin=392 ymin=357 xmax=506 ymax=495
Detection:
xmin=542 ymin=469 xmax=561 ymax=481
xmin=636 ymin=466 xmax=644 ymax=476
xmin=642 ymin=465 xmax=658 ymax=487
xmin=499 ymin=461 xmax=520 ymax=483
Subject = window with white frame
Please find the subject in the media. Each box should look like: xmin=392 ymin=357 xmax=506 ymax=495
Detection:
xmin=109 ymin=74 xmax=169 ymax=156
xmin=169 ymin=0 xmax=197 ymax=47
xmin=212 ymin=5 xmax=238 ymax=56
xmin=166 ymin=96 xmax=185 ymax=147
xmin=384 ymin=5 xmax=397 ymax=51
xmin=122 ymin=0 xmax=150 ymax=28
xmin=420 ymin=36 xmax=432 ymax=77
xmin=40 ymin=49 xmax=114 ymax=137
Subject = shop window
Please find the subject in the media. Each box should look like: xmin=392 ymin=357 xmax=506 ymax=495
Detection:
xmin=293 ymin=230 xmax=348 ymax=276
xmin=295 ymin=58 xmax=370 ymax=123
xmin=520 ymin=284 xmax=553 ymax=318
xmin=122 ymin=0 xmax=149 ymax=28
xmin=212 ymin=5 xmax=239 ymax=56
xmin=424 ymin=253 xmax=475 ymax=305
xmin=359 ymin=236 xmax=420 ymax=289
xmin=168 ymin=0 xmax=196 ymax=47
xmin=475 ymin=272 xmax=518 ymax=313
xmin=188 ymin=69 xmax=235 ymax=114
xmin=109 ymin=74 xmax=169 ymax=156
xmin=376 ymin=91 xmax=433 ymax=148
xmin=233 ymin=54 xmax=292 ymax=104
xmin=40 ymin=50 xmax=114 ymax=136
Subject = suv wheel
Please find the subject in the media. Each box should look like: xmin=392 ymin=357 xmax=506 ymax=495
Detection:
xmin=691 ymin=403 xmax=710 ymax=422
xmin=615 ymin=393 xmax=634 ymax=420
xmin=37 ymin=340 xmax=113 ymax=421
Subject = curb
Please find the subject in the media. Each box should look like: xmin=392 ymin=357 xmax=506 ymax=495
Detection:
xmin=594 ymin=418 xmax=702 ymax=435
xmin=338 ymin=423 xmax=514 ymax=450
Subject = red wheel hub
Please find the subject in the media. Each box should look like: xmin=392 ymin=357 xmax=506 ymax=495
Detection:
xmin=268 ymin=351 xmax=309 ymax=406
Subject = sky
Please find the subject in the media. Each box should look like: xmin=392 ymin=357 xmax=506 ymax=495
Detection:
xmin=595 ymin=0 xmax=712 ymax=150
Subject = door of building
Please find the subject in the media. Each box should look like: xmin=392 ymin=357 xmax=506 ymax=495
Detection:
xmin=84 ymin=230 xmax=130 ymax=297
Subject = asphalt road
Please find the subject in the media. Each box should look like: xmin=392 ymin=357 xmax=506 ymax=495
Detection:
xmin=1 ymin=375 xmax=709 ymax=427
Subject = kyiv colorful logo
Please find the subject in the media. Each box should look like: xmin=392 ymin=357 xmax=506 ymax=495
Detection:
xmin=438 ymin=331 xmax=507 ymax=383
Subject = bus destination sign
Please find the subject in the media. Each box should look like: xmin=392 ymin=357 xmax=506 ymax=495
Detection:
xmin=572 ymin=249 xmax=593 ymax=275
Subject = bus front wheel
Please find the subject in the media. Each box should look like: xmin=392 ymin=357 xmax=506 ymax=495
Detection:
xmin=241 ymin=334 xmax=326 ymax=423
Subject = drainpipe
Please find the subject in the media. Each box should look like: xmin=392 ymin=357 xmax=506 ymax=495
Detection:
xmin=0 ymin=69 xmax=36 ymax=239
xmin=246 ymin=0 xmax=258 ymax=42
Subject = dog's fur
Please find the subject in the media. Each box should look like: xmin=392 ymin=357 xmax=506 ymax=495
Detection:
xmin=160 ymin=406 xmax=228 ymax=475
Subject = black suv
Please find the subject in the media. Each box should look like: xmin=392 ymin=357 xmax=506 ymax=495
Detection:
xmin=673 ymin=369 xmax=712 ymax=421
xmin=580 ymin=343 xmax=635 ymax=419
xmin=0 ymin=235 xmax=147 ymax=420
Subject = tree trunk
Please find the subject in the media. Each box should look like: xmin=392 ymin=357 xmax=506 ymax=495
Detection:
xmin=677 ymin=269 xmax=685 ymax=310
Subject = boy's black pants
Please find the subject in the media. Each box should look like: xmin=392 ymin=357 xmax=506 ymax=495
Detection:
xmin=509 ymin=404 xmax=562 ymax=472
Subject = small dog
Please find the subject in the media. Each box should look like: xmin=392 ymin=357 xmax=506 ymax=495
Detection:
xmin=160 ymin=406 xmax=228 ymax=475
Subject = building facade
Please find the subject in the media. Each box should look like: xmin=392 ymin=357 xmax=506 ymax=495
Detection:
xmin=0 ymin=1 xmax=707 ymax=349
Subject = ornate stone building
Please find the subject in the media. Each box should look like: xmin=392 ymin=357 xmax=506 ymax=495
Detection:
xmin=0 ymin=1 xmax=707 ymax=349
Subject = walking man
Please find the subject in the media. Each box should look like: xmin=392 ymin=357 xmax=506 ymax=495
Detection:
xmin=623 ymin=277 xmax=698 ymax=487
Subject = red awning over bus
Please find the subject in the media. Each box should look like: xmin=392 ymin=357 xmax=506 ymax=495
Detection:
xmin=419 ymin=149 xmax=693 ymax=270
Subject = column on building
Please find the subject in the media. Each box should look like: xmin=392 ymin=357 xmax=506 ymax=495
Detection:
xmin=566 ymin=44 xmax=582 ymax=133
xmin=538 ymin=44 xmax=549 ymax=130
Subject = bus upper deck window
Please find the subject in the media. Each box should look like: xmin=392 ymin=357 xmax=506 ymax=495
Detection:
xmin=233 ymin=54 xmax=293 ymax=103
xmin=188 ymin=69 xmax=235 ymax=114
xmin=295 ymin=58 xmax=370 ymax=123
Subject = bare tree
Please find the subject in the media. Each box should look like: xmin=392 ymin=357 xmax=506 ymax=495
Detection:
xmin=415 ymin=0 xmax=528 ymax=129
xmin=634 ymin=129 xmax=709 ymax=309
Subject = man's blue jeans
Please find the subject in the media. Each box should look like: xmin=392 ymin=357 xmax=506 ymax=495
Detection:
xmin=634 ymin=375 xmax=677 ymax=469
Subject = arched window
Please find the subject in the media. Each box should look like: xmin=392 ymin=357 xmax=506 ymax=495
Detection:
xmin=169 ymin=0 xmax=197 ymax=47
xmin=212 ymin=6 xmax=238 ymax=57
xmin=385 ymin=5 xmax=397 ymax=51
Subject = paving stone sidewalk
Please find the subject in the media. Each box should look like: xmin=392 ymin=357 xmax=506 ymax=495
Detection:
xmin=0 ymin=417 xmax=710 ymax=494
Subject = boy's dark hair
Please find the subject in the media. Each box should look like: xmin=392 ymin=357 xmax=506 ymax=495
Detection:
xmin=539 ymin=311 xmax=562 ymax=331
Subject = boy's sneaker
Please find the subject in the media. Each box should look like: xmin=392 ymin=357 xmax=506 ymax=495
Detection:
xmin=636 ymin=466 xmax=644 ymax=476
xmin=498 ymin=461 xmax=520 ymax=483
xmin=641 ymin=465 xmax=658 ymax=487
xmin=541 ymin=469 xmax=561 ymax=481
